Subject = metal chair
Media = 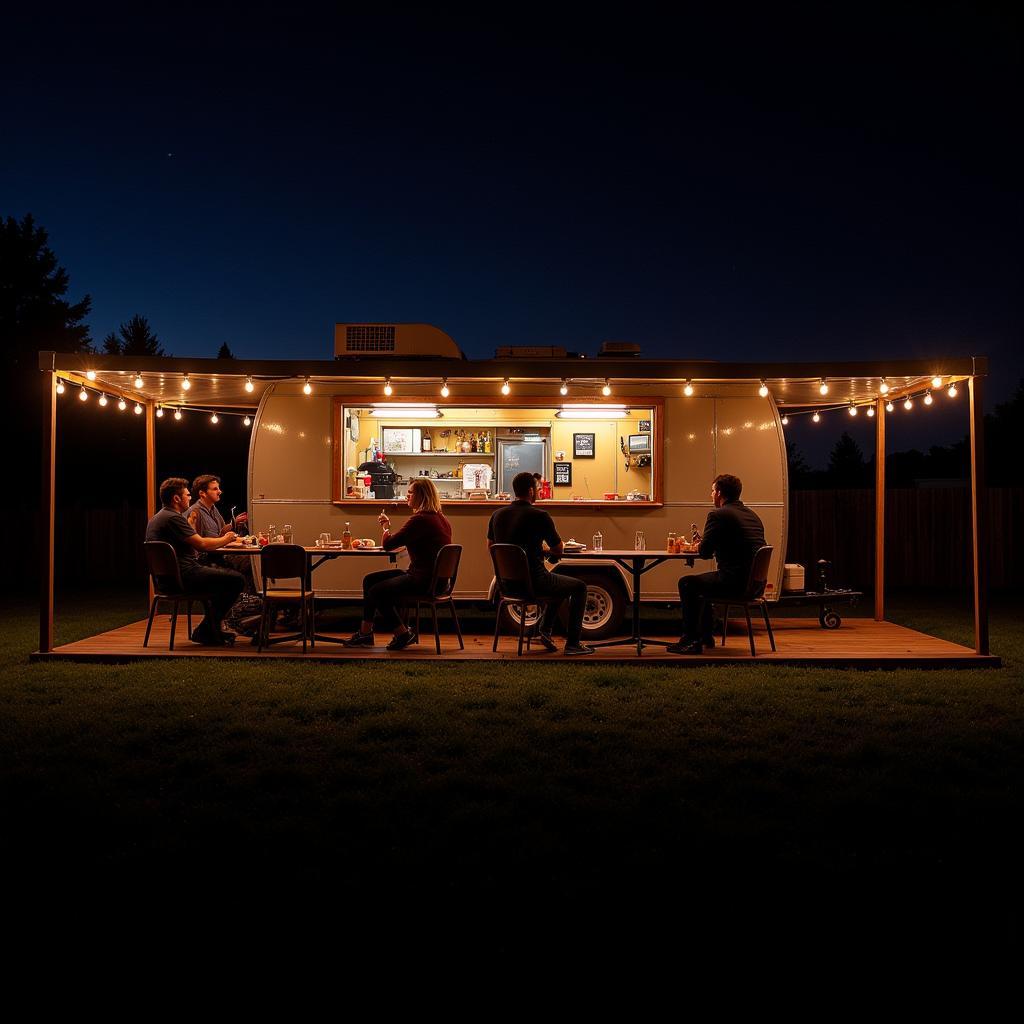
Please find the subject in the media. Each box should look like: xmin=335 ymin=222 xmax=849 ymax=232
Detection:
xmin=713 ymin=545 xmax=776 ymax=656
xmin=398 ymin=544 xmax=464 ymax=653
xmin=257 ymin=543 xmax=314 ymax=653
xmin=490 ymin=543 xmax=554 ymax=656
xmin=143 ymin=540 xmax=217 ymax=650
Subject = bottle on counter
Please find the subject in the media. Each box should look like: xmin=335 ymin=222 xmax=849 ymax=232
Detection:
xmin=593 ymin=530 xmax=603 ymax=552
xmin=667 ymin=531 xmax=676 ymax=553
xmin=342 ymin=522 xmax=352 ymax=549
xmin=422 ymin=432 xmax=432 ymax=452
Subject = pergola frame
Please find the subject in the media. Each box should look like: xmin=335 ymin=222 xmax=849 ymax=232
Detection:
xmin=37 ymin=351 xmax=990 ymax=657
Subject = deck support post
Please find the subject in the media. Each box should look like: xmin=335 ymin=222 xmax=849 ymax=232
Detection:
xmin=874 ymin=395 xmax=885 ymax=621
xmin=40 ymin=370 xmax=57 ymax=653
xmin=968 ymin=375 xmax=989 ymax=655
xmin=145 ymin=400 xmax=156 ymax=604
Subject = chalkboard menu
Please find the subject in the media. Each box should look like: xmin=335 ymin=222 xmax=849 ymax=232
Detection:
xmin=573 ymin=432 xmax=595 ymax=457
xmin=554 ymin=462 xmax=572 ymax=486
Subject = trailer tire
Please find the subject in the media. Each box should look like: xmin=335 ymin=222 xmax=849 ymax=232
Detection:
xmin=499 ymin=602 xmax=544 ymax=634
xmin=558 ymin=571 xmax=627 ymax=640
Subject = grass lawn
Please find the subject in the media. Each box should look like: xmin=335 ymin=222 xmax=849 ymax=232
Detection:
xmin=2 ymin=589 xmax=1021 ymax=955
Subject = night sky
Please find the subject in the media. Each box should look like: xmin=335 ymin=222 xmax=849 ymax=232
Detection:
xmin=4 ymin=5 xmax=1020 ymax=465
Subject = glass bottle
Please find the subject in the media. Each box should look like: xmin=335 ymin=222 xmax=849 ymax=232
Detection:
xmin=267 ymin=524 xmax=277 ymax=543
xmin=667 ymin=531 xmax=676 ymax=553
xmin=283 ymin=523 xmax=293 ymax=544
xmin=634 ymin=530 xmax=645 ymax=551
xmin=342 ymin=522 xmax=352 ymax=549
xmin=593 ymin=530 xmax=603 ymax=553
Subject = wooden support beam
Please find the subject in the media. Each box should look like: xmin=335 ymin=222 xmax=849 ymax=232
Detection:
xmin=874 ymin=395 xmax=885 ymax=621
xmin=146 ymin=400 xmax=157 ymax=604
xmin=969 ymin=376 xmax=989 ymax=655
xmin=40 ymin=370 xmax=57 ymax=653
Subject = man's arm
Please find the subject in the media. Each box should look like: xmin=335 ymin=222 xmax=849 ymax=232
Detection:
xmin=698 ymin=510 xmax=722 ymax=558
xmin=186 ymin=532 xmax=237 ymax=552
xmin=543 ymin=513 xmax=564 ymax=561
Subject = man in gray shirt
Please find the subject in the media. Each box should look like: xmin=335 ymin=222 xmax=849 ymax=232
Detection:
xmin=187 ymin=474 xmax=254 ymax=589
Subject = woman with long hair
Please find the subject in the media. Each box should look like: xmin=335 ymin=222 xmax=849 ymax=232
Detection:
xmin=343 ymin=477 xmax=452 ymax=650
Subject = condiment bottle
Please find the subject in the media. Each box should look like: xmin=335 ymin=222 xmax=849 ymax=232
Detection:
xmin=342 ymin=523 xmax=352 ymax=549
xmin=667 ymin=531 xmax=676 ymax=553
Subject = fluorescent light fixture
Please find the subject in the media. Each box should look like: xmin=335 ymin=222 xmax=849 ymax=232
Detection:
xmin=370 ymin=406 xmax=442 ymax=418
xmin=561 ymin=403 xmax=628 ymax=410
xmin=557 ymin=408 xmax=629 ymax=419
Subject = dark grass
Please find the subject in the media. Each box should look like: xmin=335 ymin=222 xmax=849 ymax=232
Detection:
xmin=3 ymin=589 xmax=1022 ymax=956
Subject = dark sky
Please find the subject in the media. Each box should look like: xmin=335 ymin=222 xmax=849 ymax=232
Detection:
xmin=3 ymin=4 xmax=1020 ymax=465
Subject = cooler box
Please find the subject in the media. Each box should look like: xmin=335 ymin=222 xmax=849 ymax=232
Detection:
xmin=782 ymin=564 xmax=805 ymax=592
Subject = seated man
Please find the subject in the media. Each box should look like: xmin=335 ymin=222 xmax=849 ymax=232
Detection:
xmin=668 ymin=473 xmax=766 ymax=655
xmin=145 ymin=477 xmax=245 ymax=646
xmin=187 ymin=473 xmax=254 ymax=591
xmin=487 ymin=471 xmax=593 ymax=655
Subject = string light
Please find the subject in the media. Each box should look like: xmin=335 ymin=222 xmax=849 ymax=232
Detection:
xmin=118 ymin=398 xmax=127 ymax=411
xmin=134 ymin=402 xmax=143 ymax=415
xmin=812 ymin=410 xmax=820 ymax=423
xmin=931 ymin=376 xmax=942 ymax=389
xmin=947 ymin=383 xmax=958 ymax=398
xmin=879 ymin=378 xmax=889 ymax=395
xmin=683 ymin=380 xmax=694 ymax=397
xmin=559 ymin=379 xmax=568 ymax=396
xmin=86 ymin=370 xmax=96 ymax=381
xmin=781 ymin=415 xmax=789 ymax=425
xmin=904 ymin=397 xmax=913 ymax=411
xmin=245 ymin=376 xmax=255 ymax=393
xmin=78 ymin=386 xmax=88 ymax=402
xmin=243 ymin=416 xmax=252 ymax=427
xmin=819 ymin=379 xmax=829 ymax=396
xmin=210 ymin=413 xmax=219 ymax=424
xmin=156 ymin=405 xmax=164 ymax=417
xmin=181 ymin=373 xmax=191 ymax=391
xmin=134 ymin=372 xmax=144 ymax=389
xmin=303 ymin=377 xmax=312 ymax=395
xmin=98 ymin=394 xmax=108 ymax=407
xmin=501 ymin=378 xmax=511 ymax=395
xmin=383 ymin=378 xmax=393 ymax=396
xmin=174 ymin=408 xmax=182 ymax=421
xmin=56 ymin=380 xmax=65 ymax=395
xmin=758 ymin=380 xmax=769 ymax=397
xmin=866 ymin=406 xmax=875 ymax=418
xmin=602 ymin=379 xmax=612 ymax=397
xmin=441 ymin=379 xmax=450 ymax=398
xmin=924 ymin=391 xmax=933 ymax=406
xmin=886 ymin=401 xmax=894 ymax=413
xmin=848 ymin=404 xmax=858 ymax=416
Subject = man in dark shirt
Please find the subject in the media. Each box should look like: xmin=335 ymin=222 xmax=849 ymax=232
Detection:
xmin=187 ymin=473 xmax=254 ymax=590
xmin=668 ymin=473 xmax=766 ymax=654
xmin=487 ymin=471 xmax=594 ymax=655
xmin=145 ymin=477 xmax=245 ymax=645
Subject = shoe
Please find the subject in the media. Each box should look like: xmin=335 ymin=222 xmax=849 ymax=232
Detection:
xmin=386 ymin=630 xmax=417 ymax=651
xmin=701 ymin=634 xmax=716 ymax=649
xmin=190 ymin=627 xmax=222 ymax=646
xmin=533 ymin=631 xmax=558 ymax=653
xmin=563 ymin=642 xmax=595 ymax=656
xmin=342 ymin=631 xmax=375 ymax=647
xmin=666 ymin=638 xmax=704 ymax=655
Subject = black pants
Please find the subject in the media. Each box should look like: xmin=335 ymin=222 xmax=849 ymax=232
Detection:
xmin=181 ymin=564 xmax=246 ymax=636
xmin=363 ymin=569 xmax=428 ymax=630
xmin=678 ymin=570 xmax=743 ymax=639
xmin=534 ymin=571 xmax=587 ymax=646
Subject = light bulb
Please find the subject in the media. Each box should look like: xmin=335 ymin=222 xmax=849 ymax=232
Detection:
xmin=924 ymin=391 xmax=933 ymax=405
xmin=243 ymin=416 xmax=251 ymax=427
xmin=559 ymin=379 xmax=568 ymax=396
xmin=602 ymin=379 xmax=612 ymax=397
xmin=904 ymin=397 xmax=913 ymax=410
xmin=134 ymin=402 xmax=143 ymax=415
xmin=849 ymin=405 xmax=858 ymax=416
xmin=886 ymin=401 xmax=894 ymax=413
xmin=56 ymin=380 xmax=65 ymax=395
xmin=303 ymin=377 xmax=312 ymax=395
xmin=501 ymin=379 xmax=511 ymax=395
xmin=156 ymin=405 xmax=163 ymax=417
xmin=441 ymin=379 xmax=450 ymax=398
xmin=86 ymin=370 xmax=96 ymax=381
xmin=866 ymin=406 xmax=875 ymax=418
xmin=758 ymin=380 xmax=769 ymax=398
xmin=174 ymin=408 xmax=182 ymax=421
xmin=683 ymin=380 xmax=694 ymax=397
xmin=781 ymin=415 xmax=789 ymax=426
xmin=931 ymin=376 xmax=942 ymax=389
xmin=812 ymin=411 xmax=820 ymax=423
xmin=117 ymin=398 xmax=127 ymax=411
xmin=99 ymin=394 xmax=108 ymax=407
xmin=383 ymin=378 xmax=393 ymax=396
xmin=211 ymin=413 xmax=219 ymax=424
xmin=819 ymin=379 xmax=829 ymax=395
xmin=78 ymin=387 xmax=88 ymax=402
xmin=245 ymin=376 xmax=254 ymax=393
xmin=879 ymin=378 xmax=889 ymax=395
xmin=947 ymin=383 xmax=958 ymax=398
xmin=181 ymin=373 xmax=191 ymax=391
xmin=134 ymin=373 xmax=143 ymax=389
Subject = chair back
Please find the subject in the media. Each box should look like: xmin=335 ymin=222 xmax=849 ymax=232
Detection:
xmin=430 ymin=544 xmax=463 ymax=598
xmin=260 ymin=543 xmax=307 ymax=590
xmin=744 ymin=545 xmax=773 ymax=600
xmin=144 ymin=540 xmax=184 ymax=593
xmin=490 ymin=544 xmax=537 ymax=601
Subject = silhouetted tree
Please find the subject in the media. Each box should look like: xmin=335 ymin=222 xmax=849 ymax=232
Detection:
xmin=217 ymin=342 xmax=235 ymax=359
xmin=827 ymin=432 xmax=868 ymax=486
xmin=786 ymin=440 xmax=813 ymax=487
xmin=102 ymin=314 xmax=165 ymax=356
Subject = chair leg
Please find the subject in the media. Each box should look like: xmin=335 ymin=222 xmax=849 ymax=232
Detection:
xmin=187 ymin=600 xmax=193 ymax=636
xmin=450 ymin=599 xmax=464 ymax=650
xmin=169 ymin=600 xmax=179 ymax=651
xmin=301 ymin=596 xmax=307 ymax=654
xmin=517 ymin=603 xmax=526 ymax=656
xmin=721 ymin=604 xmax=729 ymax=646
xmin=493 ymin=601 xmax=502 ymax=652
xmin=760 ymin=600 xmax=776 ymax=652
xmin=144 ymin=596 xmax=159 ymax=648
xmin=413 ymin=603 xmax=422 ymax=644
xmin=744 ymin=605 xmax=756 ymax=657
xmin=309 ymin=595 xmax=316 ymax=650
xmin=257 ymin=601 xmax=268 ymax=653
xmin=431 ymin=603 xmax=441 ymax=654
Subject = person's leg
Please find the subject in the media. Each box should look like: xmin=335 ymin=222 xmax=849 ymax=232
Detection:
xmin=183 ymin=565 xmax=245 ymax=639
xmin=369 ymin=572 xmax=425 ymax=634
xmin=360 ymin=569 xmax=405 ymax=633
xmin=534 ymin=573 xmax=590 ymax=649
xmin=678 ymin=571 xmax=721 ymax=640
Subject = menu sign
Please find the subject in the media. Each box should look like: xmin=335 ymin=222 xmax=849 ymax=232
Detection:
xmin=573 ymin=432 xmax=595 ymax=458
xmin=554 ymin=462 xmax=572 ymax=486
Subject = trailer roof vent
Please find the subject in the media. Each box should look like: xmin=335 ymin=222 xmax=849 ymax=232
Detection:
xmin=334 ymin=323 xmax=465 ymax=359
xmin=597 ymin=341 xmax=642 ymax=357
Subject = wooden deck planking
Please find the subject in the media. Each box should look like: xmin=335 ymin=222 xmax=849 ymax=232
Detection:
xmin=34 ymin=616 xmax=1000 ymax=667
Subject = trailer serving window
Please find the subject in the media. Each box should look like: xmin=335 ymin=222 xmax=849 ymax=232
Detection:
xmin=332 ymin=396 xmax=662 ymax=506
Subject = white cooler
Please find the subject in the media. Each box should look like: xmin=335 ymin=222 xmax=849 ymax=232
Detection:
xmin=782 ymin=564 xmax=805 ymax=592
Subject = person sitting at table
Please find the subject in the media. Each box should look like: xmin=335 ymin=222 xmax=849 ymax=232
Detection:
xmin=145 ymin=477 xmax=245 ymax=646
xmin=187 ymin=473 xmax=254 ymax=591
xmin=486 ymin=471 xmax=594 ymax=656
xmin=667 ymin=473 xmax=766 ymax=655
xmin=343 ymin=477 xmax=452 ymax=651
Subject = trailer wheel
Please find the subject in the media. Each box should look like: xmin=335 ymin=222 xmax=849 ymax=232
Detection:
xmin=820 ymin=609 xmax=841 ymax=629
xmin=558 ymin=571 xmax=626 ymax=640
xmin=500 ymin=602 xmax=544 ymax=634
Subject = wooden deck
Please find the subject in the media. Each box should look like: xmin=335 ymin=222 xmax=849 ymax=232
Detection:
xmin=34 ymin=616 xmax=1000 ymax=668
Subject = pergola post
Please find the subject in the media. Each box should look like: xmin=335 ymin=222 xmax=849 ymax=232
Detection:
xmin=40 ymin=370 xmax=57 ymax=653
xmin=968 ymin=375 xmax=989 ymax=655
xmin=146 ymin=400 xmax=156 ymax=603
xmin=874 ymin=395 xmax=885 ymax=621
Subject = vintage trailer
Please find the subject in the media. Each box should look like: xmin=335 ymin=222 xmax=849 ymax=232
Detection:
xmin=248 ymin=324 xmax=788 ymax=638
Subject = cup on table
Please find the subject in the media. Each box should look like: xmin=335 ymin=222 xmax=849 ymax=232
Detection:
xmin=634 ymin=530 xmax=646 ymax=551
xmin=317 ymin=532 xmax=331 ymax=548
